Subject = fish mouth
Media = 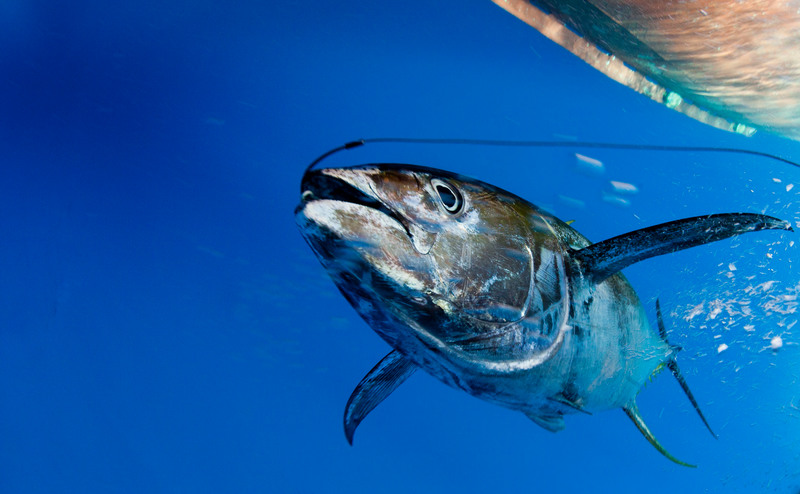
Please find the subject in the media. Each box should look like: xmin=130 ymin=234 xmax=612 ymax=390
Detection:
xmin=297 ymin=167 xmax=410 ymax=237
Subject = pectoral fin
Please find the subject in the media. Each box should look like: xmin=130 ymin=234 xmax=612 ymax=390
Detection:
xmin=574 ymin=213 xmax=792 ymax=283
xmin=344 ymin=349 xmax=417 ymax=445
xmin=623 ymin=401 xmax=696 ymax=468
xmin=525 ymin=411 xmax=565 ymax=432
xmin=548 ymin=395 xmax=591 ymax=415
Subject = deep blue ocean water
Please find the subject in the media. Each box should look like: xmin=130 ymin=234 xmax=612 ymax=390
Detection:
xmin=1 ymin=1 xmax=799 ymax=492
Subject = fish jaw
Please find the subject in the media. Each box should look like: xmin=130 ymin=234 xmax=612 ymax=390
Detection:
xmin=296 ymin=167 xmax=433 ymax=293
xmin=296 ymin=198 xmax=430 ymax=296
xmin=296 ymin=169 xmax=439 ymax=351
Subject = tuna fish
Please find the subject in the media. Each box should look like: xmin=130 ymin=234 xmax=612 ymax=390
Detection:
xmin=295 ymin=161 xmax=791 ymax=466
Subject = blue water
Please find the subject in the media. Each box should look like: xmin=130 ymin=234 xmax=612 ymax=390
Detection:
xmin=1 ymin=1 xmax=799 ymax=492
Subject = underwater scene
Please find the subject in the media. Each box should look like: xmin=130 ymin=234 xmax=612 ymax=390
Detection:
xmin=2 ymin=1 xmax=799 ymax=492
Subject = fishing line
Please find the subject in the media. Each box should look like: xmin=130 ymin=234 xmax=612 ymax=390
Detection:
xmin=304 ymin=137 xmax=800 ymax=175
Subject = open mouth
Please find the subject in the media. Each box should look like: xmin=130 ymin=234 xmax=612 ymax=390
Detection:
xmin=299 ymin=168 xmax=409 ymax=234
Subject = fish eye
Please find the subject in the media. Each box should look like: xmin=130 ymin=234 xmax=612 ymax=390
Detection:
xmin=431 ymin=179 xmax=463 ymax=214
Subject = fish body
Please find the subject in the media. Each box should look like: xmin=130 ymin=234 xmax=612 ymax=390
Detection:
xmin=296 ymin=163 xmax=790 ymax=464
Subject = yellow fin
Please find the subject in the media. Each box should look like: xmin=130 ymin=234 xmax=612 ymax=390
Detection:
xmin=623 ymin=401 xmax=696 ymax=468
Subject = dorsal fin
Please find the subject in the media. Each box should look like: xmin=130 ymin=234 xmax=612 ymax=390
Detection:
xmin=344 ymin=349 xmax=417 ymax=445
xmin=573 ymin=213 xmax=792 ymax=283
xmin=656 ymin=300 xmax=718 ymax=439
xmin=623 ymin=401 xmax=696 ymax=468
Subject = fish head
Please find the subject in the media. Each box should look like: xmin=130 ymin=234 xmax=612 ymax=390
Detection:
xmin=296 ymin=164 xmax=571 ymax=374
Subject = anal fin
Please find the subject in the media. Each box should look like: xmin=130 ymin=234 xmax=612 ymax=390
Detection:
xmin=623 ymin=401 xmax=696 ymax=468
xmin=344 ymin=349 xmax=417 ymax=445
